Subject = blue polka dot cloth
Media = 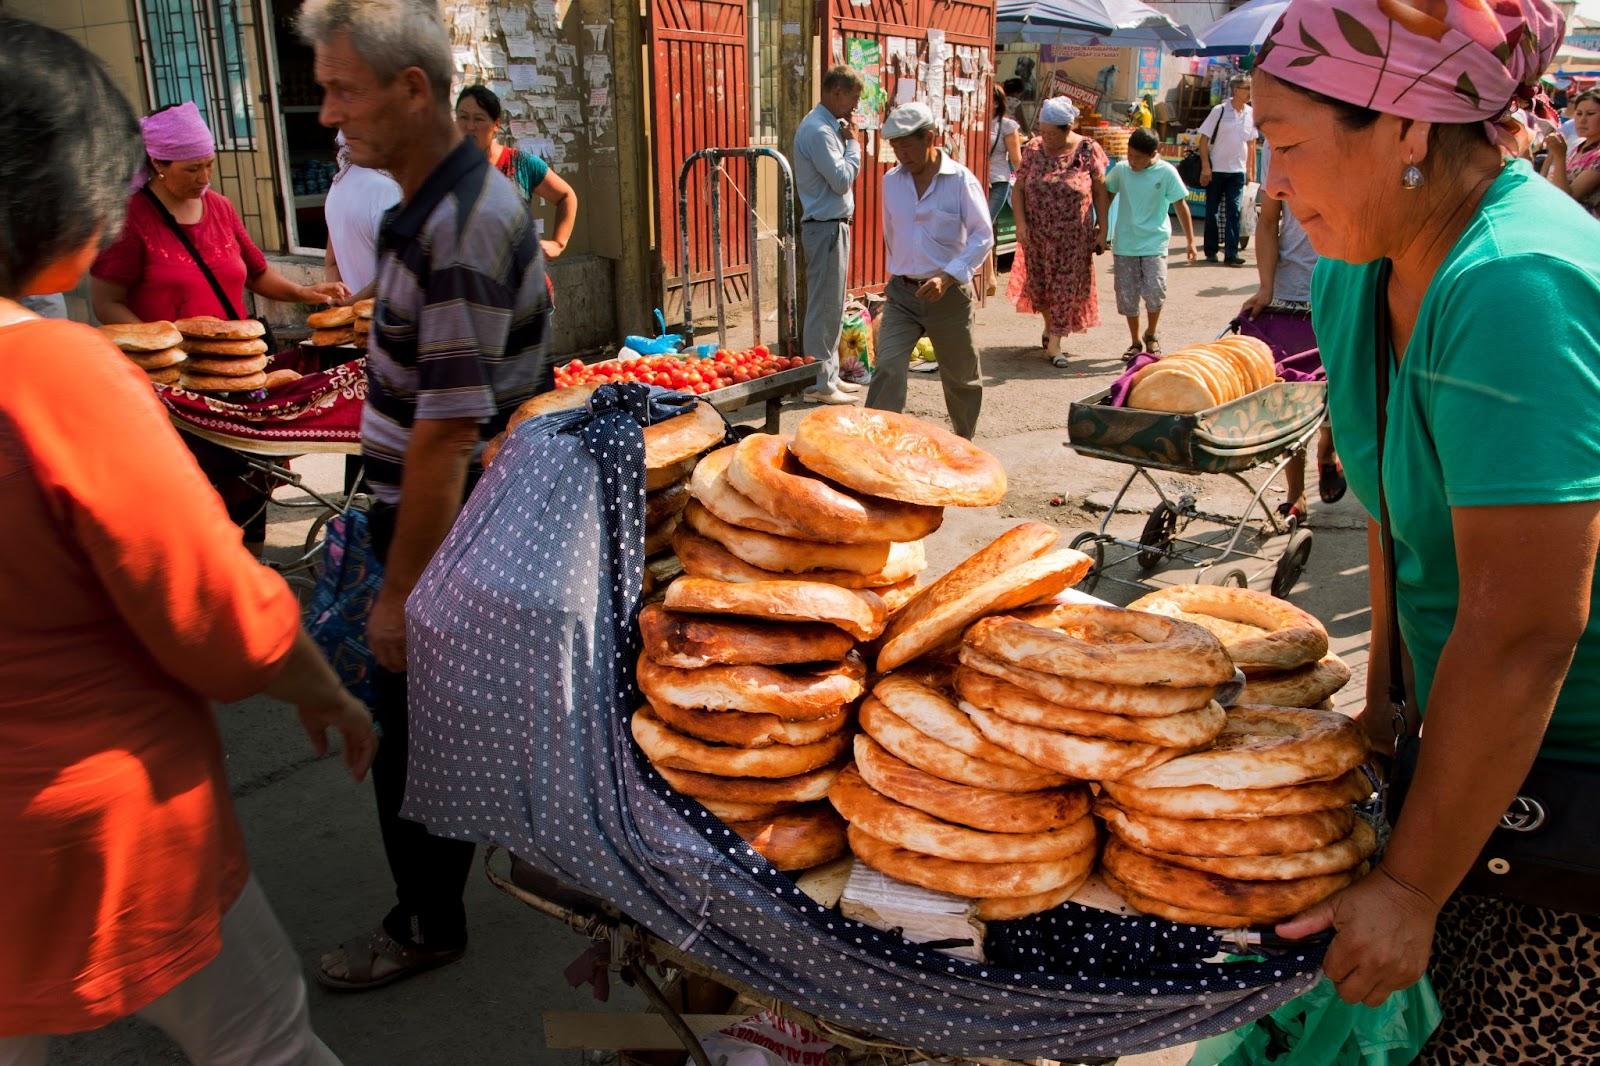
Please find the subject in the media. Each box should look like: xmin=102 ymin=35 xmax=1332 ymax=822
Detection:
xmin=403 ymin=382 xmax=1322 ymax=1059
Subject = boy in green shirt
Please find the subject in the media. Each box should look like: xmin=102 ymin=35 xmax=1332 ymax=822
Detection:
xmin=1105 ymin=128 xmax=1196 ymax=360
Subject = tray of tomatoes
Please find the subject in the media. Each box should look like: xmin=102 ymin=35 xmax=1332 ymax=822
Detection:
xmin=553 ymin=345 xmax=816 ymax=395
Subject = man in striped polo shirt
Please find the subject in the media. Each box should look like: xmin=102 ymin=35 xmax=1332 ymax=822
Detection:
xmin=300 ymin=0 xmax=552 ymax=990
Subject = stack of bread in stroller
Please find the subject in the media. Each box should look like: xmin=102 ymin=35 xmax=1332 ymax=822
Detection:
xmin=632 ymin=409 xmax=1007 ymax=873
xmin=100 ymin=320 xmax=186 ymax=385
xmin=1130 ymin=585 xmax=1352 ymax=708
xmin=1125 ymin=335 xmax=1278 ymax=413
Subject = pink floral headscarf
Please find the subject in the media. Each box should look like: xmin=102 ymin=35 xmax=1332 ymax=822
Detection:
xmin=1256 ymin=0 xmax=1566 ymax=151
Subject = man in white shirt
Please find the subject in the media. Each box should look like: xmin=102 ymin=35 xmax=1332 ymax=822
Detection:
xmin=792 ymin=66 xmax=865 ymax=404
xmin=867 ymin=102 xmax=994 ymax=439
xmin=1197 ymin=74 xmax=1257 ymax=266
xmin=324 ymin=131 xmax=401 ymax=297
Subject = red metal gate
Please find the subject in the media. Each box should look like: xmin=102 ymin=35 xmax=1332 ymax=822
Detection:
xmin=825 ymin=0 xmax=996 ymax=292
xmin=650 ymin=0 xmax=752 ymax=314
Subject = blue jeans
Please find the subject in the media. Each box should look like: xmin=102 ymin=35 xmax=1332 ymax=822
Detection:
xmin=1204 ymin=170 xmax=1246 ymax=260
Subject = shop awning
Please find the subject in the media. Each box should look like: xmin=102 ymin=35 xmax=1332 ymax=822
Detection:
xmin=1172 ymin=0 xmax=1289 ymax=57
xmin=995 ymin=0 xmax=1201 ymax=49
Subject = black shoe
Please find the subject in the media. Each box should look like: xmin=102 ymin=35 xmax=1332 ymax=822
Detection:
xmin=1223 ymin=257 xmax=1247 ymax=267
xmin=1205 ymin=254 xmax=1220 ymax=264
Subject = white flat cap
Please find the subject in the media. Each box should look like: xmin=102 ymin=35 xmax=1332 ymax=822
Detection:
xmin=883 ymin=101 xmax=936 ymax=139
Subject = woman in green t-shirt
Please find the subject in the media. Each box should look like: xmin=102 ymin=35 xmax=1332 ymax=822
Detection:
xmin=1251 ymin=1 xmax=1600 ymax=1060
xmin=455 ymin=85 xmax=579 ymax=262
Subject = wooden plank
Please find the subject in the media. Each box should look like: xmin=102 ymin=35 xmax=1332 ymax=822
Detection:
xmin=543 ymin=1012 xmax=755 ymax=1050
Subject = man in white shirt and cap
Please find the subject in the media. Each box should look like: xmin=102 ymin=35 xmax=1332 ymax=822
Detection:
xmin=792 ymin=66 xmax=865 ymax=405
xmin=868 ymin=101 xmax=994 ymax=440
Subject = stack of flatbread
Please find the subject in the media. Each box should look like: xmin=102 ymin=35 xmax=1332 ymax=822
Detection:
xmin=1096 ymin=705 xmax=1374 ymax=927
xmin=99 ymin=321 xmax=185 ymax=385
xmin=351 ymin=298 xmax=373 ymax=350
xmin=629 ymin=412 xmax=1012 ymax=872
xmin=174 ymin=316 xmax=271 ymax=393
xmin=307 ymin=305 xmax=358 ymax=348
xmin=1125 ymin=335 xmax=1278 ymax=413
xmin=1131 ymin=585 xmax=1351 ymax=709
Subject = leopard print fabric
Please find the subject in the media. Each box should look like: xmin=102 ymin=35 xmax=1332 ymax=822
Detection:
xmin=1418 ymin=893 xmax=1600 ymax=1064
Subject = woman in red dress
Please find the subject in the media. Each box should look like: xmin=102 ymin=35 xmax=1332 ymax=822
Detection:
xmin=1009 ymin=96 xmax=1110 ymax=368
xmin=90 ymin=102 xmax=347 ymax=552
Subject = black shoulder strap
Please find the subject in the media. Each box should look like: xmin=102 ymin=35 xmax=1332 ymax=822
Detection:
xmin=1372 ymin=258 xmax=1415 ymax=742
xmin=1202 ymin=105 xmax=1223 ymax=142
xmin=140 ymin=186 xmax=241 ymax=321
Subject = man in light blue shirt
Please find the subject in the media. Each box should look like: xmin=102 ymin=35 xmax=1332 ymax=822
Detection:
xmin=793 ymin=66 xmax=864 ymax=404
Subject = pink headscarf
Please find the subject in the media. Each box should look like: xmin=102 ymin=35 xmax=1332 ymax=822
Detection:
xmin=1256 ymin=0 xmax=1566 ymax=152
xmin=137 ymin=100 xmax=215 ymax=185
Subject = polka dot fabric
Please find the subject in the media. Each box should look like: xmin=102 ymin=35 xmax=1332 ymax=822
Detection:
xmin=403 ymin=383 xmax=1322 ymax=1059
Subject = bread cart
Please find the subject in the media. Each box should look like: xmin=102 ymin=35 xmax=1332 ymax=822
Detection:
xmin=1065 ymin=379 xmax=1327 ymax=597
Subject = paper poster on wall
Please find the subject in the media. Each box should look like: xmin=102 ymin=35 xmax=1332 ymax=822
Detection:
xmin=878 ymin=131 xmax=896 ymax=162
xmin=505 ymin=32 xmax=539 ymax=58
xmin=845 ymin=37 xmax=881 ymax=73
xmin=895 ymin=79 xmax=917 ymax=105
xmin=508 ymin=64 xmax=539 ymax=90
xmin=945 ymin=95 xmax=962 ymax=122
xmin=478 ymin=43 xmax=507 ymax=70
xmin=497 ymin=9 xmax=528 ymax=34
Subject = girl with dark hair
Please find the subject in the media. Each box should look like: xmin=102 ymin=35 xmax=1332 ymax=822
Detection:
xmin=0 ymin=17 xmax=373 ymax=1063
xmin=455 ymin=84 xmax=579 ymax=259
xmin=985 ymin=87 xmax=1022 ymax=295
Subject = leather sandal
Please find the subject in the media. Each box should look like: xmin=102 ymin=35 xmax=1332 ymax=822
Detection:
xmin=317 ymin=928 xmax=465 ymax=993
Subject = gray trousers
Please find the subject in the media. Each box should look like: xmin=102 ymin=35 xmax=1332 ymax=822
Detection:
xmin=866 ymin=276 xmax=982 ymax=440
xmin=801 ymin=219 xmax=851 ymax=390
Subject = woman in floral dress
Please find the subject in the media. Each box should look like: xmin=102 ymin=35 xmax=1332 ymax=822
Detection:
xmin=1009 ymin=96 xmax=1111 ymax=367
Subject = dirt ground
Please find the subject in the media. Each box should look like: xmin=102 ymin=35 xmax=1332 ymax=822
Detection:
xmin=51 ymin=241 xmax=1370 ymax=1066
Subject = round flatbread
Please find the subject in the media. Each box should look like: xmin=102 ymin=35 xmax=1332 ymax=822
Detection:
xmin=872 ymin=674 xmax=1042 ymax=772
xmin=175 ymin=316 xmax=265 ymax=341
xmin=1130 ymin=820 xmax=1378 ymax=881
xmin=631 ymin=705 xmax=850 ymax=779
xmin=964 ymin=603 xmax=1235 ymax=688
xmin=790 ymin=407 xmax=1006 ymax=507
xmin=650 ymin=699 xmax=849 ymax=749
xmin=672 ymin=528 xmax=925 ymax=589
xmin=848 ymin=824 xmax=1096 ymax=900
xmin=964 ymin=703 xmax=1180 ymax=781
xmin=100 ymin=321 xmax=182 ymax=352
xmin=1119 ymin=706 xmax=1369 ymax=791
xmin=307 ymin=305 xmax=356 ymax=328
xmin=1099 ymin=770 xmax=1373 ymax=820
xmin=829 ymin=766 xmax=1098 ymax=863
xmin=1101 ymin=837 xmax=1364 ymax=920
xmin=683 ymin=500 xmax=893 ymax=576
xmin=953 ymin=667 xmax=1228 ymax=748
xmin=183 ymin=337 xmax=270 ymax=357
xmin=179 ymin=370 xmax=267 ymax=392
xmin=1096 ymin=800 xmax=1358 ymax=858
xmin=727 ymin=433 xmax=943 ymax=544
xmin=858 ymin=696 xmax=1069 ymax=793
xmin=729 ymin=803 xmax=850 ymax=871
xmin=1129 ymin=585 xmax=1329 ymax=671
xmin=853 ymin=734 xmax=1090 ymax=834
xmin=639 ymin=602 xmax=854 ymax=669
xmin=128 ymin=346 xmax=186 ymax=370
xmin=957 ymin=646 xmax=1220 ymax=718
xmin=663 ymin=576 xmax=887 ymax=641
xmin=183 ymin=354 xmax=270 ymax=376
xmin=636 ymin=652 xmax=865 ymax=720
xmin=1241 ymin=654 xmax=1353 ymax=708
xmin=653 ymin=762 xmax=844 ymax=804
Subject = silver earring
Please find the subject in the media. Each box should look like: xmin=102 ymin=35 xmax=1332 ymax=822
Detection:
xmin=1402 ymin=161 xmax=1424 ymax=189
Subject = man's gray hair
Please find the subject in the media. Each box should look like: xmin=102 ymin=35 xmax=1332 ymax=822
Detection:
xmin=1229 ymin=74 xmax=1252 ymax=90
xmin=297 ymin=0 xmax=453 ymax=103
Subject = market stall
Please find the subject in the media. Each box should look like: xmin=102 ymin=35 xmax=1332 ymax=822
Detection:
xmin=398 ymin=386 xmax=1381 ymax=1062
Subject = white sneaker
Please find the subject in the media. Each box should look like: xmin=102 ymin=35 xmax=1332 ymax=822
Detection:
xmin=836 ymin=381 xmax=864 ymax=393
xmin=803 ymin=387 xmax=858 ymax=405
xmin=909 ymin=360 xmax=940 ymax=373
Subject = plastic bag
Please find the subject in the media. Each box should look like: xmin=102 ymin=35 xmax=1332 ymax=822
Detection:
xmin=840 ymin=299 xmax=874 ymax=384
xmin=1188 ymin=976 xmax=1440 ymax=1066
xmin=1240 ymin=182 xmax=1261 ymax=239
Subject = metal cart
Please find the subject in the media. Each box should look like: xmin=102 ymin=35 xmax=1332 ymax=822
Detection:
xmin=1065 ymin=379 xmax=1327 ymax=596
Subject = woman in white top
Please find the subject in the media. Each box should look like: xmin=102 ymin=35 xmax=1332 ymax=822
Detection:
xmin=986 ymin=87 xmax=1022 ymax=295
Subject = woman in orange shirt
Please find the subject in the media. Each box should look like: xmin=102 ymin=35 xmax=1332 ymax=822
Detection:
xmin=0 ymin=20 xmax=375 ymax=1063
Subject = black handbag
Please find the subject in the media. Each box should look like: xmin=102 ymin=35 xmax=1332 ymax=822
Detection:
xmin=1372 ymin=258 xmax=1600 ymax=916
xmin=140 ymin=186 xmax=280 ymax=353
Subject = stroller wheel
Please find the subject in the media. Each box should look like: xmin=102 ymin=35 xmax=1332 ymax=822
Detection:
xmin=1069 ymin=531 xmax=1104 ymax=595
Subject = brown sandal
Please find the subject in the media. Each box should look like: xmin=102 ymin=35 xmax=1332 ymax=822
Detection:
xmin=317 ymin=928 xmax=465 ymax=993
